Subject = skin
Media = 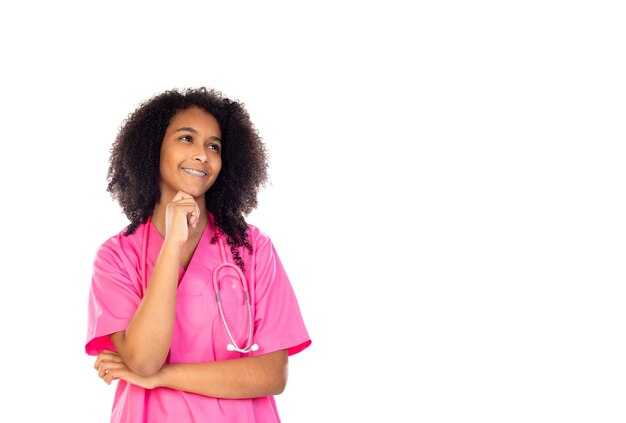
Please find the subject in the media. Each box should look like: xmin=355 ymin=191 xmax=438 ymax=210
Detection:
xmin=94 ymin=106 xmax=288 ymax=398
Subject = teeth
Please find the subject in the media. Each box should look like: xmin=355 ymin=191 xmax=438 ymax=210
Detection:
xmin=182 ymin=168 xmax=207 ymax=176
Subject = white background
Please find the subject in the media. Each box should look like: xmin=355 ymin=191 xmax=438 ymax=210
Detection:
xmin=0 ymin=1 xmax=624 ymax=422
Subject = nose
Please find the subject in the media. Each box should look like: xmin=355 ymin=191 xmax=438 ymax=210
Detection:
xmin=191 ymin=144 xmax=208 ymax=162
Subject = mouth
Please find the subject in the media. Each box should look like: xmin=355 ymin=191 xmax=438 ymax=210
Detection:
xmin=181 ymin=167 xmax=208 ymax=177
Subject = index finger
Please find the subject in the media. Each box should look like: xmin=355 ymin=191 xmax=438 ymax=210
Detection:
xmin=174 ymin=191 xmax=193 ymax=202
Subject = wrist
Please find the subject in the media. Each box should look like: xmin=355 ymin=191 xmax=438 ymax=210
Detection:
xmin=160 ymin=239 xmax=184 ymax=257
xmin=153 ymin=364 xmax=169 ymax=389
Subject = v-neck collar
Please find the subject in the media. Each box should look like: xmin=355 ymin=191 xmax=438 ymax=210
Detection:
xmin=146 ymin=215 xmax=214 ymax=281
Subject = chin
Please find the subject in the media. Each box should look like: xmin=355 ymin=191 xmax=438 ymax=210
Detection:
xmin=186 ymin=190 xmax=207 ymax=199
xmin=185 ymin=185 xmax=213 ymax=199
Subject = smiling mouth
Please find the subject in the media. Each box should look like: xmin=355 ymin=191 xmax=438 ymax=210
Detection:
xmin=181 ymin=167 xmax=208 ymax=177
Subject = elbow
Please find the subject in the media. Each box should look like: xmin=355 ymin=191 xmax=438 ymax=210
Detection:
xmin=253 ymin=350 xmax=289 ymax=397
xmin=253 ymin=363 xmax=288 ymax=396
xmin=126 ymin=356 xmax=164 ymax=377
xmin=271 ymin=375 xmax=287 ymax=396
xmin=109 ymin=332 xmax=165 ymax=377
xmin=268 ymin=363 xmax=288 ymax=396
xmin=132 ymin=364 xmax=162 ymax=378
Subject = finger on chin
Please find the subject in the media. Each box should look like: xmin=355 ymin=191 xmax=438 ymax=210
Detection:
xmin=177 ymin=190 xmax=192 ymax=201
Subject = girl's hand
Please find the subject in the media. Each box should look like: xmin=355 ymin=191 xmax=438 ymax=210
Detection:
xmin=164 ymin=191 xmax=201 ymax=246
xmin=94 ymin=350 xmax=160 ymax=389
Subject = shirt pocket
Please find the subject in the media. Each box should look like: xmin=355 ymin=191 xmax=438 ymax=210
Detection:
xmin=218 ymin=273 xmax=247 ymax=305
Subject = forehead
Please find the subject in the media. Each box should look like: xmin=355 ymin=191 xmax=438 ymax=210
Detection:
xmin=168 ymin=106 xmax=221 ymax=135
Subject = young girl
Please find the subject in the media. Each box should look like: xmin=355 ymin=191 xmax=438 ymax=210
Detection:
xmin=85 ymin=87 xmax=311 ymax=422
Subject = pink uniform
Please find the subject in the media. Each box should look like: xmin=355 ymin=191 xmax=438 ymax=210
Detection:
xmin=86 ymin=217 xmax=311 ymax=422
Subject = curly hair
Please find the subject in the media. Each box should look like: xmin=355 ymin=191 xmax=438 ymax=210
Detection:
xmin=106 ymin=87 xmax=269 ymax=271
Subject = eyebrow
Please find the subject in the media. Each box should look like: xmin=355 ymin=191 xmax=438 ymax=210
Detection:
xmin=175 ymin=127 xmax=222 ymax=142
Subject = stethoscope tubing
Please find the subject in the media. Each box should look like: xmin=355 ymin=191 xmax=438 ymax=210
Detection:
xmin=213 ymin=238 xmax=258 ymax=353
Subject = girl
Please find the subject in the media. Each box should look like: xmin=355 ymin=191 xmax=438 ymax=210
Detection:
xmin=86 ymin=87 xmax=311 ymax=422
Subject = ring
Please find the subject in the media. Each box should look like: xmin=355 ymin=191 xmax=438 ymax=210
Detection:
xmin=105 ymin=370 xmax=110 ymax=375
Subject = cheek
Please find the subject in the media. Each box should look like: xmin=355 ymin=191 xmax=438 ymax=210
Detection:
xmin=158 ymin=158 xmax=172 ymax=179
xmin=214 ymin=158 xmax=223 ymax=175
xmin=159 ymin=146 xmax=171 ymax=171
xmin=161 ymin=147 xmax=183 ymax=170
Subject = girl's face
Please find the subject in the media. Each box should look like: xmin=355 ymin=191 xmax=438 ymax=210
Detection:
xmin=158 ymin=106 xmax=223 ymax=201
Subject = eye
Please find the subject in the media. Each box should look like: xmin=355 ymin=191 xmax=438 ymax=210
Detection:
xmin=179 ymin=135 xmax=193 ymax=142
xmin=208 ymin=143 xmax=221 ymax=152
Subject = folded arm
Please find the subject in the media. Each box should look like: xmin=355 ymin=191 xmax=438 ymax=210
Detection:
xmin=95 ymin=349 xmax=288 ymax=399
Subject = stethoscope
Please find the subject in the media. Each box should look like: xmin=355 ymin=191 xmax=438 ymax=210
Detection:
xmin=141 ymin=214 xmax=258 ymax=354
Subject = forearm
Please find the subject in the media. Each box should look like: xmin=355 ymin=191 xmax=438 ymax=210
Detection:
xmin=114 ymin=241 xmax=181 ymax=375
xmin=155 ymin=350 xmax=289 ymax=399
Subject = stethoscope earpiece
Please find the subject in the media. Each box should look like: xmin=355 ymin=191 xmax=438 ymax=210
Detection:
xmin=227 ymin=343 xmax=259 ymax=353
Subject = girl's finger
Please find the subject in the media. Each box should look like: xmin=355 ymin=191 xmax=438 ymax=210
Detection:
xmin=174 ymin=191 xmax=193 ymax=202
xmin=103 ymin=369 xmax=120 ymax=385
xmin=189 ymin=205 xmax=200 ymax=228
xmin=98 ymin=361 xmax=125 ymax=379
xmin=94 ymin=351 xmax=123 ymax=370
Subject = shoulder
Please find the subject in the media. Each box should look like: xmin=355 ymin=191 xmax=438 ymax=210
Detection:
xmin=93 ymin=224 xmax=145 ymax=270
xmin=245 ymin=223 xmax=272 ymax=250
xmin=96 ymin=225 xmax=142 ymax=255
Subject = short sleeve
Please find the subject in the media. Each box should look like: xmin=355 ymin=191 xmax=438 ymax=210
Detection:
xmin=251 ymin=232 xmax=311 ymax=356
xmin=85 ymin=238 xmax=142 ymax=356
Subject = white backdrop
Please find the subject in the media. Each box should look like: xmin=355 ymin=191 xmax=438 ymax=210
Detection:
xmin=1 ymin=1 xmax=625 ymax=422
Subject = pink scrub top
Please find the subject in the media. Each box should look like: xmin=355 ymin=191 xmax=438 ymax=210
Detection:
xmin=85 ymin=218 xmax=311 ymax=423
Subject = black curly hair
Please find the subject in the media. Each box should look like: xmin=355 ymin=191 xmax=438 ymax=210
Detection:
xmin=106 ymin=87 xmax=269 ymax=271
